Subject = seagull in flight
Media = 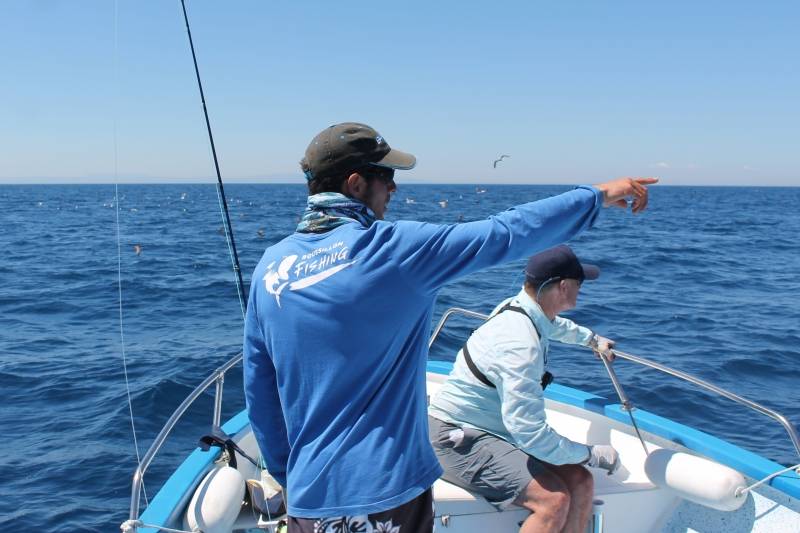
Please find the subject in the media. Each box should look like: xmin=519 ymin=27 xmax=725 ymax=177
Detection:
xmin=493 ymin=155 xmax=510 ymax=168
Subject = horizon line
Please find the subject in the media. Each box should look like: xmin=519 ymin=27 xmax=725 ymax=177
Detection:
xmin=0 ymin=180 xmax=798 ymax=188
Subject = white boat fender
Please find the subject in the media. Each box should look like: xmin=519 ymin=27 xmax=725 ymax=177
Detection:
xmin=183 ymin=465 xmax=246 ymax=533
xmin=644 ymin=449 xmax=747 ymax=511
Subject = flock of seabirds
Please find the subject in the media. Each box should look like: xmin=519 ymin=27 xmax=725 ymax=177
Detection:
xmin=130 ymin=155 xmax=508 ymax=256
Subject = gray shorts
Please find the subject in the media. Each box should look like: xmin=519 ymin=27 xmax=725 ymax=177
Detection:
xmin=428 ymin=415 xmax=545 ymax=510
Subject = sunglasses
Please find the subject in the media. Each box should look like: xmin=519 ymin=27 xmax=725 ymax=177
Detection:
xmin=358 ymin=165 xmax=395 ymax=184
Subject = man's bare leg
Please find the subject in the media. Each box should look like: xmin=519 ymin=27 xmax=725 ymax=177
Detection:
xmin=514 ymin=469 xmax=571 ymax=533
xmin=550 ymin=464 xmax=594 ymax=533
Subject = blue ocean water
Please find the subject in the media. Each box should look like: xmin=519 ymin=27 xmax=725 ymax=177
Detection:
xmin=1 ymin=183 xmax=798 ymax=532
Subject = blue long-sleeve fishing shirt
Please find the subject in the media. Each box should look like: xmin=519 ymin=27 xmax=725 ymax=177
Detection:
xmin=243 ymin=186 xmax=603 ymax=518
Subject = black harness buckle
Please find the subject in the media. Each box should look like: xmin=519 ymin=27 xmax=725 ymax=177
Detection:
xmin=541 ymin=370 xmax=554 ymax=390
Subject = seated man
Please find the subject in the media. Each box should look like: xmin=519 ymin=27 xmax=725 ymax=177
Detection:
xmin=428 ymin=245 xmax=620 ymax=533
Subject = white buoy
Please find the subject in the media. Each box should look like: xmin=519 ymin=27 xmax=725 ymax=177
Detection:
xmin=184 ymin=465 xmax=246 ymax=533
xmin=644 ymin=449 xmax=747 ymax=511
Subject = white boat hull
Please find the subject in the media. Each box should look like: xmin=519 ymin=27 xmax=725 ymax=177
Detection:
xmin=136 ymin=369 xmax=800 ymax=533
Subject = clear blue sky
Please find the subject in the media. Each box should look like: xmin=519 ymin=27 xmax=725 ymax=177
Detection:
xmin=2 ymin=1 xmax=798 ymax=185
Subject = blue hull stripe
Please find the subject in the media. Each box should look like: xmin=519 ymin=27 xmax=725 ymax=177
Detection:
xmin=140 ymin=361 xmax=799 ymax=529
xmin=138 ymin=411 xmax=250 ymax=532
xmin=428 ymin=360 xmax=800 ymax=498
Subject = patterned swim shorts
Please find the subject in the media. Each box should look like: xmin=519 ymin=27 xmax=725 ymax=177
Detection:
xmin=286 ymin=488 xmax=433 ymax=533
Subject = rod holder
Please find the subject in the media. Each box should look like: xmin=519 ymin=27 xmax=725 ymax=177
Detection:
xmin=589 ymin=499 xmax=604 ymax=533
xmin=213 ymin=372 xmax=225 ymax=429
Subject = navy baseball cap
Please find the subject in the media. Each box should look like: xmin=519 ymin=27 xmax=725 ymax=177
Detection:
xmin=524 ymin=245 xmax=600 ymax=285
xmin=300 ymin=122 xmax=416 ymax=181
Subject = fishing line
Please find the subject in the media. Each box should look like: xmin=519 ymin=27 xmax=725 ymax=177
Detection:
xmin=113 ymin=0 xmax=148 ymax=507
xmin=179 ymin=0 xmax=247 ymax=319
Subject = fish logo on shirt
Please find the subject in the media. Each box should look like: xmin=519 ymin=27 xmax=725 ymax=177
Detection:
xmin=263 ymin=243 xmax=357 ymax=307
xmin=263 ymin=255 xmax=297 ymax=307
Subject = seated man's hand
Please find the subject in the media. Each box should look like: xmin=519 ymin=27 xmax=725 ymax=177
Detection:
xmin=589 ymin=334 xmax=616 ymax=361
xmin=586 ymin=444 xmax=620 ymax=475
xmin=593 ymin=335 xmax=616 ymax=361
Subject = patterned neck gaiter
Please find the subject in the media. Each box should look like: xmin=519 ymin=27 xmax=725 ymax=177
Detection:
xmin=296 ymin=192 xmax=377 ymax=234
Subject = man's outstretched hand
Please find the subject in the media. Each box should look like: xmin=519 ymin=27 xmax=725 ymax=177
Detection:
xmin=594 ymin=177 xmax=659 ymax=213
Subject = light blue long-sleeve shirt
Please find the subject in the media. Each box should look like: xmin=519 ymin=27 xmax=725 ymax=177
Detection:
xmin=429 ymin=288 xmax=595 ymax=465
xmin=244 ymin=186 xmax=602 ymax=517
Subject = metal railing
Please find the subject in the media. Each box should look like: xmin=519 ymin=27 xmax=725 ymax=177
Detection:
xmin=126 ymin=351 xmax=243 ymax=530
xmin=125 ymin=307 xmax=800 ymax=530
xmin=428 ymin=307 xmax=490 ymax=349
xmin=428 ymin=308 xmax=800 ymax=462
xmin=609 ymin=348 xmax=800 ymax=459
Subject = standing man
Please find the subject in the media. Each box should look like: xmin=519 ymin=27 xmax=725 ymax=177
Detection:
xmin=429 ymin=245 xmax=619 ymax=533
xmin=243 ymin=122 xmax=656 ymax=532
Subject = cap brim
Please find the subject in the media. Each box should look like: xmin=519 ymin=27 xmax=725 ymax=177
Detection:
xmin=581 ymin=263 xmax=600 ymax=280
xmin=373 ymin=148 xmax=416 ymax=170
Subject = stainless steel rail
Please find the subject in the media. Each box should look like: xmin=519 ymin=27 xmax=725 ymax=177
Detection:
xmin=611 ymin=349 xmax=800 ymax=460
xmin=126 ymin=307 xmax=800 ymax=530
xmin=428 ymin=307 xmax=490 ymax=349
xmin=126 ymin=352 xmax=243 ymax=530
xmin=428 ymin=308 xmax=800 ymax=462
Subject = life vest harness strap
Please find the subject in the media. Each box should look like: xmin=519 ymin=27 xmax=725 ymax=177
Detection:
xmin=461 ymin=303 xmax=553 ymax=390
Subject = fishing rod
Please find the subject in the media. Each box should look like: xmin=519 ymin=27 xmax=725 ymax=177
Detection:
xmin=179 ymin=0 xmax=247 ymax=317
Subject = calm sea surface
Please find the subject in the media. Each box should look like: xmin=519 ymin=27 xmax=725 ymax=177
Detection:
xmin=1 ymin=184 xmax=799 ymax=532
